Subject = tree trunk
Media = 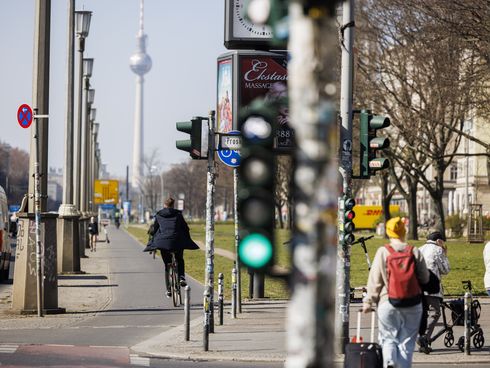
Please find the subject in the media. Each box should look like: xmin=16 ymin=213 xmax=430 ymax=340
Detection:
xmin=407 ymin=177 xmax=419 ymax=241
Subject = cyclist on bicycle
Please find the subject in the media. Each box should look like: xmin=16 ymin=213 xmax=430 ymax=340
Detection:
xmin=146 ymin=197 xmax=199 ymax=297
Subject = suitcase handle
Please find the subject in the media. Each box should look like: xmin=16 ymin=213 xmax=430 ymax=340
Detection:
xmin=356 ymin=309 xmax=376 ymax=342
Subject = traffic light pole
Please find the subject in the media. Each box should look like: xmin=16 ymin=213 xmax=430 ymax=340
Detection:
xmin=204 ymin=110 xmax=217 ymax=333
xmin=233 ymin=168 xmax=242 ymax=313
xmin=285 ymin=1 xmax=340 ymax=367
xmin=336 ymin=0 xmax=355 ymax=354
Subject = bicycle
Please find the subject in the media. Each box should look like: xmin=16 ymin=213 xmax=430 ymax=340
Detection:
xmin=168 ymin=252 xmax=182 ymax=307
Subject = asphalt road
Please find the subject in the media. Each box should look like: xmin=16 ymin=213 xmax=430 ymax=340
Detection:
xmin=0 ymin=226 xmax=205 ymax=366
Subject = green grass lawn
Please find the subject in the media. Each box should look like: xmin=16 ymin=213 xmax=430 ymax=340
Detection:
xmin=350 ymin=235 xmax=487 ymax=296
xmin=126 ymin=223 xmax=289 ymax=300
xmin=127 ymin=223 xmax=488 ymax=298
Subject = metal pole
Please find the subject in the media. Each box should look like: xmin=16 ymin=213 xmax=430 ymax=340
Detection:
xmin=285 ymin=2 xmax=339 ymax=367
xmin=205 ymin=110 xmax=217 ymax=333
xmin=231 ymin=267 xmax=237 ymax=319
xmin=33 ymin=111 xmax=44 ymax=317
xmin=184 ymin=285 xmax=191 ymax=341
xmin=74 ymin=36 xmax=84 ymax=210
xmin=233 ymin=168 xmax=242 ymax=313
xmin=218 ymin=273 xmax=224 ymax=325
xmin=336 ymin=0 xmax=355 ymax=353
xmin=464 ymin=291 xmax=471 ymax=355
xmin=80 ymin=82 xmax=90 ymax=214
xmin=203 ymin=286 xmax=210 ymax=351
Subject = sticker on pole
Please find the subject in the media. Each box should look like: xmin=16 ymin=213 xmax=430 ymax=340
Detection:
xmin=218 ymin=131 xmax=241 ymax=167
xmin=17 ymin=104 xmax=33 ymax=129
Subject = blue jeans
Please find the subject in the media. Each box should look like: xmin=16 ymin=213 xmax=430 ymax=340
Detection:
xmin=378 ymin=301 xmax=422 ymax=368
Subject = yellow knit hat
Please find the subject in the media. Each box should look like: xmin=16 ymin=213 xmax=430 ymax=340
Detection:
xmin=386 ymin=217 xmax=406 ymax=239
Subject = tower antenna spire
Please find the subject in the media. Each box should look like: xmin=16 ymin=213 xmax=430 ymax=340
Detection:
xmin=138 ymin=0 xmax=144 ymax=36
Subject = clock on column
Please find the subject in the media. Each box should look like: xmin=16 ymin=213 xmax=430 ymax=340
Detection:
xmin=224 ymin=0 xmax=273 ymax=50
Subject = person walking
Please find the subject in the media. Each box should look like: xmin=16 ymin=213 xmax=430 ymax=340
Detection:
xmin=88 ymin=217 xmax=99 ymax=252
xmin=484 ymin=241 xmax=490 ymax=296
xmin=146 ymin=197 xmax=199 ymax=297
xmin=362 ymin=217 xmax=429 ymax=368
xmin=418 ymin=231 xmax=450 ymax=349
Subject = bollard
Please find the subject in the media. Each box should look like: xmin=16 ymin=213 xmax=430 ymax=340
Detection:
xmin=464 ymin=292 xmax=471 ymax=355
xmin=232 ymin=268 xmax=237 ymax=319
xmin=203 ymin=286 xmax=210 ymax=351
xmin=218 ymin=273 xmax=224 ymax=325
xmin=184 ymin=286 xmax=191 ymax=341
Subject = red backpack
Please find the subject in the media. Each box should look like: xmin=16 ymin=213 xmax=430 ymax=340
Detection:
xmin=385 ymin=245 xmax=422 ymax=307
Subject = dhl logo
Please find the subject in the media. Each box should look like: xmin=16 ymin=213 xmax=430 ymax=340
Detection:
xmin=364 ymin=209 xmax=383 ymax=216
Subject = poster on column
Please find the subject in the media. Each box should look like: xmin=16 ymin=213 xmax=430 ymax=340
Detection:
xmin=216 ymin=51 xmax=294 ymax=152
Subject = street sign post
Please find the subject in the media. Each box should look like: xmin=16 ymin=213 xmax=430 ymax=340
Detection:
xmin=17 ymin=104 xmax=33 ymax=129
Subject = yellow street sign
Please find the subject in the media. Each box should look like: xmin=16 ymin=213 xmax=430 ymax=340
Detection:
xmin=94 ymin=180 xmax=119 ymax=205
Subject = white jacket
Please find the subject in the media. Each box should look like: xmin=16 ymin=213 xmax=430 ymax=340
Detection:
xmin=483 ymin=242 xmax=490 ymax=289
xmin=419 ymin=240 xmax=450 ymax=298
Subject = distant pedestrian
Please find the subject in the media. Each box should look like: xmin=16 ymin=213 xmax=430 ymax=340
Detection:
xmin=363 ymin=217 xmax=429 ymax=368
xmin=88 ymin=217 xmax=99 ymax=252
xmin=484 ymin=241 xmax=490 ymax=296
xmin=418 ymin=231 xmax=450 ymax=350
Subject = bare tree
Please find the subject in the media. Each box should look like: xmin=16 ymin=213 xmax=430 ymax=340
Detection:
xmin=140 ymin=148 xmax=162 ymax=214
xmin=355 ymin=0 xmax=490 ymax=234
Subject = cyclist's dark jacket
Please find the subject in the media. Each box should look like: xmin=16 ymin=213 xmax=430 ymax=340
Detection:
xmin=147 ymin=208 xmax=199 ymax=251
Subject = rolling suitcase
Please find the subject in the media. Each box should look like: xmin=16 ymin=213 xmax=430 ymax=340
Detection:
xmin=344 ymin=310 xmax=383 ymax=368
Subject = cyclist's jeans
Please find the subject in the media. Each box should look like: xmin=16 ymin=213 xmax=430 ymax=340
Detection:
xmin=378 ymin=301 xmax=422 ymax=368
xmin=161 ymin=249 xmax=185 ymax=281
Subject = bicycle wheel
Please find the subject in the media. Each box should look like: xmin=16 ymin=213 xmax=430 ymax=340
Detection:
xmin=170 ymin=264 xmax=179 ymax=307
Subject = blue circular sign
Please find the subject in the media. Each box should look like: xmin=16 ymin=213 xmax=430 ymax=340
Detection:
xmin=218 ymin=130 xmax=241 ymax=168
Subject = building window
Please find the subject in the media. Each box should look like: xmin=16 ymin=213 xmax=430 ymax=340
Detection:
xmin=450 ymin=165 xmax=458 ymax=181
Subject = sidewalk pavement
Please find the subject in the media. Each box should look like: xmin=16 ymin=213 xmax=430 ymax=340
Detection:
xmin=2 ymin=235 xmax=490 ymax=364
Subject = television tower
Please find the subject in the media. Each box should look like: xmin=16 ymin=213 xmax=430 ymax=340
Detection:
xmin=129 ymin=0 xmax=152 ymax=189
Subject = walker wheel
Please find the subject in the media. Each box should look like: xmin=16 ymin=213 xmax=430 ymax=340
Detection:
xmin=444 ymin=332 xmax=454 ymax=347
xmin=457 ymin=336 xmax=465 ymax=352
xmin=473 ymin=331 xmax=484 ymax=349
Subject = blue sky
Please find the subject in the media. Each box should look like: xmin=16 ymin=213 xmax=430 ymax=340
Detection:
xmin=0 ymin=1 xmax=227 ymax=177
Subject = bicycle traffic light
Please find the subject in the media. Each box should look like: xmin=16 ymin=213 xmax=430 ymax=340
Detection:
xmin=176 ymin=117 xmax=209 ymax=160
xmin=340 ymin=196 xmax=356 ymax=245
xmin=238 ymin=98 xmax=277 ymax=272
xmin=359 ymin=110 xmax=390 ymax=178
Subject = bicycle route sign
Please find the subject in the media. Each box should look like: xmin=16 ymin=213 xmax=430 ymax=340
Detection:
xmin=17 ymin=104 xmax=33 ymax=129
xmin=217 ymin=130 xmax=241 ymax=168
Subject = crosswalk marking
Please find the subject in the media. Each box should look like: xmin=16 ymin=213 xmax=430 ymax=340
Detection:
xmin=129 ymin=354 xmax=150 ymax=367
xmin=0 ymin=344 xmax=18 ymax=354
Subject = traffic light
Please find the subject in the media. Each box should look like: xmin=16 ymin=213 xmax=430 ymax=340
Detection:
xmin=175 ymin=117 xmax=209 ymax=160
xmin=238 ymin=98 xmax=277 ymax=272
xmin=340 ymin=195 xmax=356 ymax=245
xmin=359 ymin=110 xmax=390 ymax=178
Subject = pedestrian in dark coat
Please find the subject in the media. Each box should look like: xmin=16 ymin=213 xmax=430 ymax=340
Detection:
xmin=145 ymin=197 xmax=199 ymax=297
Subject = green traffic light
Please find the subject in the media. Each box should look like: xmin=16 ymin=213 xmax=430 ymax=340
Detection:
xmin=239 ymin=233 xmax=273 ymax=269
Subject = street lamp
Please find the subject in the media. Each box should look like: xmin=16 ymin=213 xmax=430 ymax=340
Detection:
xmin=73 ymin=10 xmax=92 ymax=211
xmin=80 ymin=60 xmax=94 ymax=214
xmin=75 ymin=11 xmax=92 ymax=38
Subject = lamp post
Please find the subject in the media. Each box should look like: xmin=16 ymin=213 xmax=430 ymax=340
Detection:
xmin=73 ymin=10 xmax=91 ymax=211
xmin=80 ymin=60 xmax=93 ymax=215
xmin=57 ymin=0 xmax=81 ymax=274
xmin=90 ymin=112 xmax=98 ymax=212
